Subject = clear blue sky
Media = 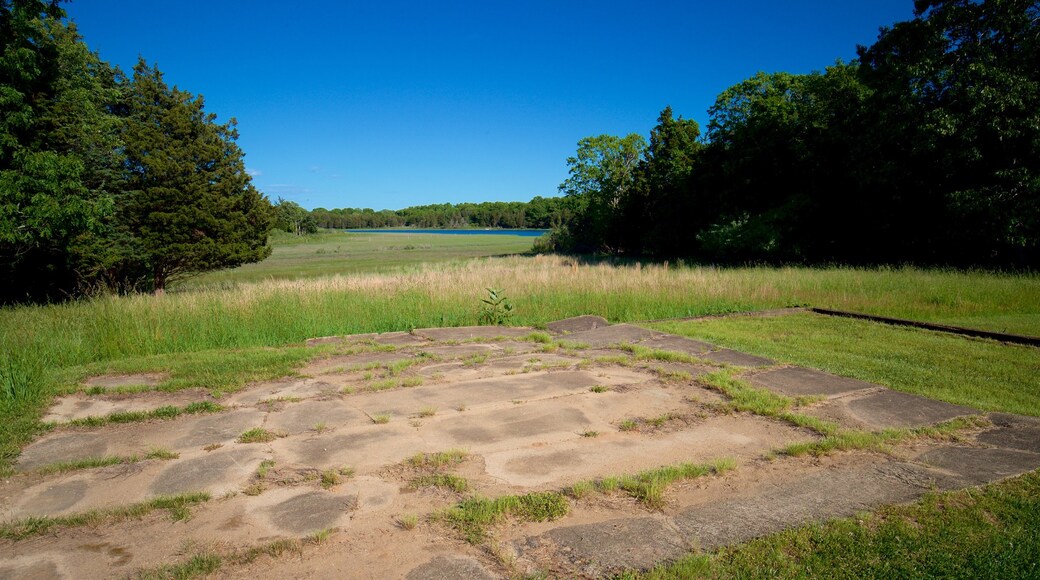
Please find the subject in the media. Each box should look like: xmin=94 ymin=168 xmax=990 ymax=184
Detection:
xmin=66 ymin=1 xmax=913 ymax=211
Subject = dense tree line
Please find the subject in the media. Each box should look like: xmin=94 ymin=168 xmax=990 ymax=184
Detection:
xmin=549 ymin=0 xmax=1039 ymax=267
xmin=306 ymin=197 xmax=570 ymax=230
xmin=1 ymin=0 xmax=271 ymax=303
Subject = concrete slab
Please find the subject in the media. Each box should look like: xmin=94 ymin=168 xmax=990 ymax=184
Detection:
xmin=270 ymin=428 xmax=426 ymax=471
xmin=538 ymin=517 xmax=688 ymax=576
xmin=413 ymin=326 xmax=534 ymax=342
xmin=0 ymin=559 xmax=63 ymax=580
xmin=421 ymin=344 xmax=497 ymax=358
xmin=227 ymin=378 xmax=343 ymax=406
xmin=979 ymin=413 xmax=1040 ymax=454
xmin=915 ymin=446 xmax=1040 ymax=485
xmin=406 ymin=556 xmax=498 ymax=580
xmin=641 ymin=334 xmax=715 ymax=356
xmin=15 ymin=432 xmax=110 ymax=472
xmin=337 ymin=331 xmax=431 ymax=347
xmin=547 ymin=315 xmax=610 ymax=335
xmin=18 ymin=479 xmax=90 ymax=514
xmin=42 ymin=390 xmax=214 ymax=423
xmin=150 ymin=447 xmax=266 ymax=495
xmin=349 ymin=369 xmax=652 ymax=418
xmin=263 ymin=490 xmax=356 ymax=535
xmin=481 ymin=414 xmax=808 ymax=487
xmin=174 ymin=409 xmax=267 ymax=448
xmin=673 ymin=463 xmax=944 ymax=550
xmin=644 ymin=362 xmax=713 ymax=381
xmin=559 ymin=324 xmax=661 ymax=348
xmin=264 ymin=400 xmax=367 ymax=435
xmin=301 ymin=352 xmax=414 ymax=375
xmin=845 ymin=390 xmax=978 ymax=429
xmin=750 ymin=367 xmax=879 ymax=398
xmin=699 ymin=349 xmax=774 ymax=367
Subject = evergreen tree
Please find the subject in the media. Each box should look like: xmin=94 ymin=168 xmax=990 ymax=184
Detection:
xmin=121 ymin=60 xmax=272 ymax=293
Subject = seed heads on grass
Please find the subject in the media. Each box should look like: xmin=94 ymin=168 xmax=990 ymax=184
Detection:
xmin=417 ymin=406 xmax=437 ymax=418
xmin=313 ymin=422 xmax=328 ymax=433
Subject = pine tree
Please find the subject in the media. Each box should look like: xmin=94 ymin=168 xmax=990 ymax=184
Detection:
xmin=121 ymin=60 xmax=272 ymax=292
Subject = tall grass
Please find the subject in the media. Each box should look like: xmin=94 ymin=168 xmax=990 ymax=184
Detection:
xmin=4 ymin=257 xmax=1037 ymax=376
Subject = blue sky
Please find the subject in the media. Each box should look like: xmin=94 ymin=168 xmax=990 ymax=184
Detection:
xmin=66 ymin=1 xmax=914 ymax=211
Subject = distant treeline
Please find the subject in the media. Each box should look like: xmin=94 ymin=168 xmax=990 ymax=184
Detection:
xmin=277 ymin=198 xmax=571 ymax=231
xmin=545 ymin=1 xmax=1039 ymax=267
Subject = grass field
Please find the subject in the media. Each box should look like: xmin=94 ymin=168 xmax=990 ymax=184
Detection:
xmin=182 ymin=230 xmax=536 ymax=288
xmin=1 ymin=233 xmax=1039 ymax=576
xmin=649 ymin=313 xmax=1040 ymax=417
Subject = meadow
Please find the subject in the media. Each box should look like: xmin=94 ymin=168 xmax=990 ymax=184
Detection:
xmin=1 ymin=230 xmax=1038 ymax=577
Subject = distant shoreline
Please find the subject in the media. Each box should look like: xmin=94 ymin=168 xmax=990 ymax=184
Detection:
xmin=346 ymin=228 xmax=549 ymax=237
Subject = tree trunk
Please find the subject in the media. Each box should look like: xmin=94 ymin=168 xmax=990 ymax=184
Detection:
xmin=153 ymin=269 xmax=166 ymax=295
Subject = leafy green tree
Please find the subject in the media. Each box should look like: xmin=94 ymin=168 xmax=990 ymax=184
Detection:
xmin=699 ymin=64 xmax=872 ymax=262
xmin=630 ymin=107 xmax=703 ymax=256
xmin=274 ymin=198 xmax=317 ymax=235
xmin=0 ymin=0 xmax=124 ymax=301
xmin=557 ymin=133 xmax=646 ymax=252
xmin=120 ymin=60 xmax=272 ymax=293
xmin=857 ymin=0 xmax=1040 ymax=265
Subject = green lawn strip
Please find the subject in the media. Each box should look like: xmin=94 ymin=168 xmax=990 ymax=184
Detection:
xmin=700 ymin=369 xmax=987 ymax=455
xmin=437 ymin=491 xmax=569 ymax=543
xmin=58 ymin=401 xmax=224 ymax=428
xmin=35 ymin=448 xmax=178 ymax=475
xmin=54 ymin=345 xmax=321 ymax=398
xmin=630 ymin=469 xmax=1040 ymax=579
xmin=569 ymin=458 xmax=737 ymax=509
xmin=782 ymin=415 xmax=990 ymax=457
xmin=648 ymin=313 xmax=1040 ymax=417
xmin=0 ymin=491 xmax=210 ymax=541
